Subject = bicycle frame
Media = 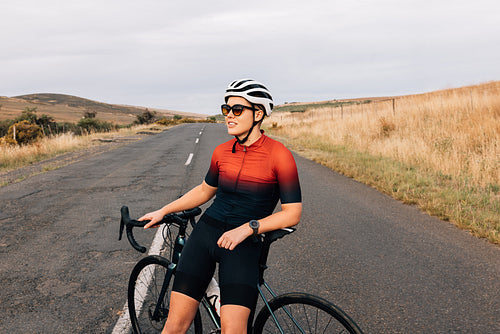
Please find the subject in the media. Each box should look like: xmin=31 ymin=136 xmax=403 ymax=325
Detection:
xmin=198 ymin=277 xmax=307 ymax=334
xmin=149 ymin=220 xmax=290 ymax=333
xmin=121 ymin=207 xmax=363 ymax=334
xmin=257 ymin=282 xmax=311 ymax=334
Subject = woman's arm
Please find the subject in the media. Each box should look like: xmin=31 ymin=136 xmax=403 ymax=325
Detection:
xmin=140 ymin=180 xmax=217 ymax=228
xmin=217 ymin=202 xmax=302 ymax=250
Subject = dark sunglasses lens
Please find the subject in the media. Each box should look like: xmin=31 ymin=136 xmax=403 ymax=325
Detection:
xmin=232 ymin=105 xmax=244 ymax=116
xmin=221 ymin=104 xmax=230 ymax=116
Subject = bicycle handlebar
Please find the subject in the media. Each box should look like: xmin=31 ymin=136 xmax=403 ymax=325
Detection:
xmin=119 ymin=206 xmax=202 ymax=253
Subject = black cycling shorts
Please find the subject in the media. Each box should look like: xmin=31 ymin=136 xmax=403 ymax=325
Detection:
xmin=172 ymin=214 xmax=263 ymax=309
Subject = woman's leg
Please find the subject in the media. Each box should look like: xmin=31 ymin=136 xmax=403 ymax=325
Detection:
xmin=220 ymin=304 xmax=251 ymax=334
xmin=166 ymin=218 xmax=218 ymax=333
xmin=161 ymin=291 xmax=200 ymax=334
xmin=217 ymin=236 xmax=262 ymax=334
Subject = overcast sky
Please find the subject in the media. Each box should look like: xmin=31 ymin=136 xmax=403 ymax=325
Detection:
xmin=1 ymin=0 xmax=499 ymax=115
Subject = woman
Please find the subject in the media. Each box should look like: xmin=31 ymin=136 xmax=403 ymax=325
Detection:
xmin=140 ymin=78 xmax=302 ymax=334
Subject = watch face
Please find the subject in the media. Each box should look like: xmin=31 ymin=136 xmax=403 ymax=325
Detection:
xmin=250 ymin=220 xmax=259 ymax=229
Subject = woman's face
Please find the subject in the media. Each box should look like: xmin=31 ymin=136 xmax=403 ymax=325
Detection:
xmin=224 ymin=96 xmax=263 ymax=138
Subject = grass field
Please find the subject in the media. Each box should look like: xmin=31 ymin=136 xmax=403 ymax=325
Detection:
xmin=264 ymin=81 xmax=499 ymax=244
xmin=0 ymin=124 xmax=166 ymax=173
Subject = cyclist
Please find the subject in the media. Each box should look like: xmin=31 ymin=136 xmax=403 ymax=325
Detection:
xmin=140 ymin=78 xmax=302 ymax=334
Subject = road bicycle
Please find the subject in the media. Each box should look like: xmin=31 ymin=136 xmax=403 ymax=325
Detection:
xmin=119 ymin=205 xmax=364 ymax=334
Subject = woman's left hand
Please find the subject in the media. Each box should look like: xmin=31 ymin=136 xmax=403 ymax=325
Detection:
xmin=217 ymin=224 xmax=253 ymax=251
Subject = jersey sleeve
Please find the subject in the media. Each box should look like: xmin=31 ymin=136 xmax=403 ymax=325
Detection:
xmin=275 ymin=146 xmax=302 ymax=204
xmin=204 ymin=145 xmax=220 ymax=187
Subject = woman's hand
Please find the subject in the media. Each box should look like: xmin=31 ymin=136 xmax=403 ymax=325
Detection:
xmin=217 ymin=224 xmax=253 ymax=251
xmin=139 ymin=209 xmax=166 ymax=229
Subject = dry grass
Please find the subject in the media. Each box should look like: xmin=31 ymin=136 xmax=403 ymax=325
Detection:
xmin=0 ymin=124 xmax=166 ymax=172
xmin=265 ymin=81 xmax=499 ymax=243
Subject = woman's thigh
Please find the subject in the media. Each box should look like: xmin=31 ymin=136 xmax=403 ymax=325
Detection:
xmin=217 ymin=238 xmax=262 ymax=308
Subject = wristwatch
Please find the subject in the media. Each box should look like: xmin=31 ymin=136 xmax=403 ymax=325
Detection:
xmin=249 ymin=220 xmax=260 ymax=236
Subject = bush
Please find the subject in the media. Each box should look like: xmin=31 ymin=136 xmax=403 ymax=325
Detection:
xmin=76 ymin=118 xmax=116 ymax=134
xmin=55 ymin=122 xmax=78 ymax=134
xmin=4 ymin=120 xmax=43 ymax=145
xmin=135 ymin=109 xmax=157 ymax=124
xmin=15 ymin=107 xmax=38 ymax=124
xmin=179 ymin=118 xmax=196 ymax=123
xmin=0 ymin=119 xmax=14 ymax=137
xmin=156 ymin=118 xmax=176 ymax=126
xmin=83 ymin=111 xmax=97 ymax=119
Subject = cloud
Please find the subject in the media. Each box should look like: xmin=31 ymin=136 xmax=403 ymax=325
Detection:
xmin=1 ymin=0 xmax=499 ymax=114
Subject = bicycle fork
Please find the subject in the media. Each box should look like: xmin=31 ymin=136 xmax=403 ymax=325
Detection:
xmin=151 ymin=232 xmax=186 ymax=321
xmin=151 ymin=263 xmax=175 ymax=321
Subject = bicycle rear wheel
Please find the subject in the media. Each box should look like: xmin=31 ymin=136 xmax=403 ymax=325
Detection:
xmin=128 ymin=255 xmax=202 ymax=334
xmin=252 ymin=292 xmax=363 ymax=334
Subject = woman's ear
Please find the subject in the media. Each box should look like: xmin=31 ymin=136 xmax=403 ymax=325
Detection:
xmin=255 ymin=109 xmax=264 ymax=122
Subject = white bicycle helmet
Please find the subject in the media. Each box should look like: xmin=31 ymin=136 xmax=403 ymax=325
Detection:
xmin=224 ymin=78 xmax=274 ymax=116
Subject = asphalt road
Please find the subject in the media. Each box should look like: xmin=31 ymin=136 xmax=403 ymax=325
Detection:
xmin=0 ymin=123 xmax=498 ymax=333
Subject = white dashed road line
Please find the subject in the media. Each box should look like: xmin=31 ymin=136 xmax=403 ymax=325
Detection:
xmin=185 ymin=153 xmax=194 ymax=166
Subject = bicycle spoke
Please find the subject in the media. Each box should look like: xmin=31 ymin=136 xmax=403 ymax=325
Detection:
xmin=254 ymin=293 xmax=362 ymax=334
xmin=129 ymin=256 xmax=202 ymax=333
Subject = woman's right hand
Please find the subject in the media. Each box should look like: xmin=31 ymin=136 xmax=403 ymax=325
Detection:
xmin=139 ymin=209 xmax=166 ymax=229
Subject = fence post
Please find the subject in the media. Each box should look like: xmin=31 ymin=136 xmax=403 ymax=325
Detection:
xmin=470 ymin=89 xmax=474 ymax=112
xmin=392 ymin=98 xmax=395 ymax=115
xmin=13 ymin=125 xmax=16 ymax=141
xmin=341 ymin=104 xmax=344 ymax=119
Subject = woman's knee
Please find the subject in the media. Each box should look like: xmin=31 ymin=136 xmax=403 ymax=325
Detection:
xmin=162 ymin=292 xmax=200 ymax=334
xmin=220 ymin=304 xmax=251 ymax=334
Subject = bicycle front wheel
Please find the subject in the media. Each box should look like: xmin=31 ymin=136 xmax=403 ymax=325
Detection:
xmin=128 ymin=255 xmax=202 ymax=334
xmin=253 ymin=292 xmax=363 ymax=334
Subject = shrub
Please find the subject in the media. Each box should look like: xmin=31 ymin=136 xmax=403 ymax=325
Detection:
xmin=179 ymin=118 xmax=196 ymax=123
xmin=135 ymin=109 xmax=157 ymax=124
xmin=15 ymin=107 xmax=38 ymax=124
xmin=156 ymin=118 xmax=176 ymax=126
xmin=77 ymin=118 xmax=116 ymax=134
xmin=4 ymin=120 xmax=43 ymax=145
xmin=83 ymin=111 xmax=97 ymax=119
xmin=0 ymin=119 xmax=14 ymax=137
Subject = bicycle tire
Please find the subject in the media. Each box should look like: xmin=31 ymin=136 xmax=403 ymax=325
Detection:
xmin=128 ymin=255 xmax=202 ymax=334
xmin=252 ymin=292 xmax=363 ymax=334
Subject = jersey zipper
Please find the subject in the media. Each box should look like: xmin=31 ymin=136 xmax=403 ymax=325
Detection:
xmin=234 ymin=146 xmax=247 ymax=190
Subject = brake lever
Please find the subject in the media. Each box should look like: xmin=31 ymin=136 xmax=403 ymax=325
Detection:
xmin=119 ymin=206 xmax=149 ymax=253
xmin=119 ymin=209 xmax=126 ymax=241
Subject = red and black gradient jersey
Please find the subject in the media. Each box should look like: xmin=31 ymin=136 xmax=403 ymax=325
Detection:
xmin=204 ymin=133 xmax=301 ymax=226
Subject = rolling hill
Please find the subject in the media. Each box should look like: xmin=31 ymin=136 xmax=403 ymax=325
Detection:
xmin=0 ymin=93 xmax=204 ymax=125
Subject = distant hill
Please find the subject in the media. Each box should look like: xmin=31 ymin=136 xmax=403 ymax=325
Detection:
xmin=0 ymin=93 xmax=204 ymax=125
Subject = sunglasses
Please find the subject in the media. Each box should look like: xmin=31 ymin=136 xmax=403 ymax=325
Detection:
xmin=221 ymin=104 xmax=255 ymax=117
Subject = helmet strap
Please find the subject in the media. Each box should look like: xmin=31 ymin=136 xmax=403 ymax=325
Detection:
xmin=232 ymin=108 xmax=263 ymax=153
